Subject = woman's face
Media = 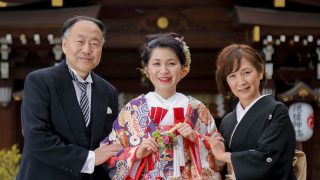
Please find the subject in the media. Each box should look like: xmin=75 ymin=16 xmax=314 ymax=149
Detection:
xmin=226 ymin=57 xmax=263 ymax=108
xmin=145 ymin=47 xmax=183 ymax=99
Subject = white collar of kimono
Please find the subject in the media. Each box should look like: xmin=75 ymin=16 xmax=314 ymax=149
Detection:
xmin=229 ymin=94 xmax=268 ymax=148
xmin=236 ymin=94 xmax=268 ymax=123
xmin=145 ymin=92 xmax=188 ymax=125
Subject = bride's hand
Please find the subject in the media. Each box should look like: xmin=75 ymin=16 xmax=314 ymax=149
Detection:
xmin=136 ymin=138 xmax=158 ymax=159
xmin=176 ymin=123 xmax=197 ymax=142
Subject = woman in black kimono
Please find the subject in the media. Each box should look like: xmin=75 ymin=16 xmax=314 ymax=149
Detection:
xmin=208 ymin=44 xmax=296 ymax=180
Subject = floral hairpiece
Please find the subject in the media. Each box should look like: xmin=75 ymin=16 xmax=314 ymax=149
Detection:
xmin=175 ymin=37 xmax=191 ymax=73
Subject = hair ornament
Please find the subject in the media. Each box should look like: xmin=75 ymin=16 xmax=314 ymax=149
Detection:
xmin=175 ymin=37 xmax=191 ymax=73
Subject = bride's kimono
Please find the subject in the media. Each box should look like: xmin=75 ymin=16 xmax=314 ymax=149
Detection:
xmin=102 ymin=92 xmax=222 ymax=180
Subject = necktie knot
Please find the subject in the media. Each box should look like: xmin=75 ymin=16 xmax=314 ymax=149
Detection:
xmin=77 ymin=82 xmax=88 ymax=92
xmin=69 ymin=69 xmax=89 ymax=91
xmin=68 ymin=68 xmax=90 ymax=127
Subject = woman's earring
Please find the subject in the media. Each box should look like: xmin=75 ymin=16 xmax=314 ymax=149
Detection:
xmin=145 ymin=72 xmax=149 ymax=78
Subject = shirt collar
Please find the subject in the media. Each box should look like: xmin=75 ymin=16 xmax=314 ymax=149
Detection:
xmin=67 ymin=64 xmax=93 ymax=83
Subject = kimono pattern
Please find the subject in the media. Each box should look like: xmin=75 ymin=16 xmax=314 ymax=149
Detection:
xmin=220 ymin=95 xmax=296 ymax=180
xmin=102 ymin=94 xmax=222 ymax=180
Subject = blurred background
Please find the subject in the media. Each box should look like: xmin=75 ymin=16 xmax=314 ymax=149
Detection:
xmin=0 ymin=0 xmax=319 ymax=179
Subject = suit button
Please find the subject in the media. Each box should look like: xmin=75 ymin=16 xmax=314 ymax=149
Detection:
xmin=268 ymin=114 xmax=272 ymax=120
xmin=266 ymin=157 xmax=272 ymax=163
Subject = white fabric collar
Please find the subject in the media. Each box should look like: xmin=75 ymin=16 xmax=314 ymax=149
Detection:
xmin=145 ymin=92 xmax=188 ymax=125
xmin=236 ymin=94 xmax=268 ymax=123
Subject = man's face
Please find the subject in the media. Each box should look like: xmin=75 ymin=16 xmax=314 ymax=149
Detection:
xmin=62 ymin=20 xmax=103 ymax=79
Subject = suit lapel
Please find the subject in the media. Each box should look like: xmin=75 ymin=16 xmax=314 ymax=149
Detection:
xmin=90 ymin=73 xmax=109 ymax=148
xmin=55 ymin=61 xmax=89 ymax=147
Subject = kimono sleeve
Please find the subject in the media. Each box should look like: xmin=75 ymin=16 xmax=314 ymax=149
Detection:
xmin=101 ymin=105 xmax=143 ymax=180
xmin=190 ymin=101 xmax=224 ymax=176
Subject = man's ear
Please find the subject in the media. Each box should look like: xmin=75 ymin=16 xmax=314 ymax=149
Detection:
xmin=61 ymin=38 xmax=67 ymax=54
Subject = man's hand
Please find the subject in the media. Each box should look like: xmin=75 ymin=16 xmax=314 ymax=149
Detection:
xmin=94 ymin=143 xmax=122 ymax=166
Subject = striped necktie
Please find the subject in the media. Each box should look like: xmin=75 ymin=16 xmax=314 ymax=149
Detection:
xmin=69 ymin=69 xmax=90 ymax=127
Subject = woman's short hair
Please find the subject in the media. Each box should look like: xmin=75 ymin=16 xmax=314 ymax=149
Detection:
xmin=215 ymin=44 xmax=266 ymax=96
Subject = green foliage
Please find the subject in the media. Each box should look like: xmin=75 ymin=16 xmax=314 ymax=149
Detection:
xmin=152 ymin=129 xmax=177 ymax=154
xmin=0 ymin=144 xmax=21 ymax=180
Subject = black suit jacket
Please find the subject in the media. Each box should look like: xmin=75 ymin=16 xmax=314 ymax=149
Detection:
xmin=17 ymin=61 xmax=118 ymax=180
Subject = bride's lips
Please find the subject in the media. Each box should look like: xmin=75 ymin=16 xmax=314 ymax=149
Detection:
xmin=158 ymin=77 xmax=171 ymax=83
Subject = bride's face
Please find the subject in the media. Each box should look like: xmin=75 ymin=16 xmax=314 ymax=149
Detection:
xmin=145 ymin=47 xmax=183 ymax=99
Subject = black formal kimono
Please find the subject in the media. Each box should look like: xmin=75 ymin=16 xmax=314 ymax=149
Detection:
xmin=17 ymin=61 xmax=118 ymax=180
xmin=220 ymin=95 xmax=296 ymax=180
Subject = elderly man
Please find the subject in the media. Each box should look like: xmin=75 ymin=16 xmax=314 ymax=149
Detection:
xmin=17 ymin=16 xmax=122 ymax=180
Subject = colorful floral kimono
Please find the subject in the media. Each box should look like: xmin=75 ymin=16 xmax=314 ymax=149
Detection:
xmin=102 ymin=93 xmax=222 ymax=180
